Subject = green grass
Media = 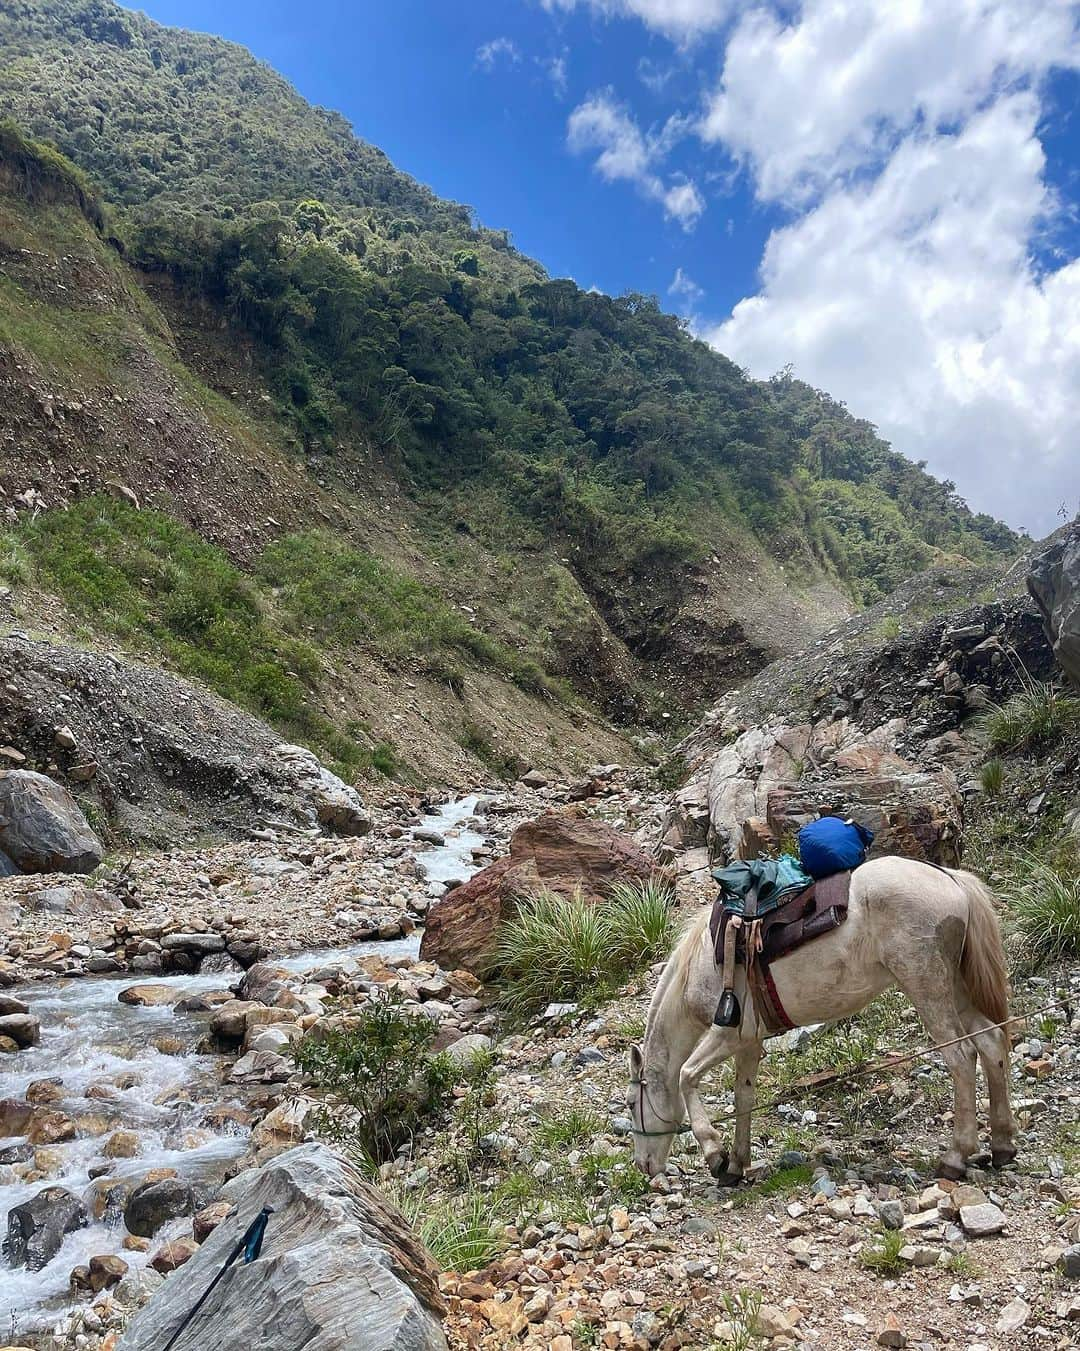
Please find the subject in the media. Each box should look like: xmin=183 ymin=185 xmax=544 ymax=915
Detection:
xmin=858 ymin=1226 xmax=906 ymax=1275
xmin=729 ymin=1163 xmax=813 ymax=1209
xmin=533 ymin=1108 xmax=607 ymax=1151
xmin=978 ymin=757 xmax=1005 ymax=796
xmin=257 ymin=530 xmax=564 ymax=700
xmin=455 ymin=719 xmax=520 ymax=780
xmin=980 ymin=681 xmax=1080 ymax=753
xmin=388 ymin=1185 xmax=506 ymax=1273
xmin=1006 ymin=854 xmax=1080 ymax=964
xmin=491 ymin=879 xmax=676 ymax=1015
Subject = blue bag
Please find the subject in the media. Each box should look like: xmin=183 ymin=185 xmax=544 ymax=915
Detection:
xmin=797 ymin=816 xmax=874 ymax=879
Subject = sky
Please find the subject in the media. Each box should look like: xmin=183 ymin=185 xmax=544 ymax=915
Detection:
xmin=127 ymin=0 xmax=1080 ymax=535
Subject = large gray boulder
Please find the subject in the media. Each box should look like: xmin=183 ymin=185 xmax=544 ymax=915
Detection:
xmin=0 ymin=769 xmax=102 ymax=873
xmin=1028 ymin=522 xmax=1080 ymax=688
xmin=4 ymin=1185 xmax=88 ymax=1270
xmin=119 ymin=1144 xmax=446 ymax=1351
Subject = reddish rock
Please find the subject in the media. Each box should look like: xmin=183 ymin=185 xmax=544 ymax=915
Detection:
xmin=150 ymin=1238 xmax=198 ymax=1274
xmin=419 ymin=811 xmax=661 ymax=973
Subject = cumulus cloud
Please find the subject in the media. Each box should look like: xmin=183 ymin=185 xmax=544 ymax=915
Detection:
xmin=541 ymin=0 xmax=732 ymax=42
xmin=567 ymin=90 xmax=705 ymax=227
xmin=668 ymin=266 xmax=705 ymax=313
xmin=475 ymin=37 xmax=522 ymax=72
xmin=700 ymin=0 xmax=1080 ymax=203
xmin=706 ymin=93 xmax=1080 ymax=533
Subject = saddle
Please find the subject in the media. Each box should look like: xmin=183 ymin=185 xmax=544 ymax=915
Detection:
xmin=708 ymin=871 xmax=852 ymax=1036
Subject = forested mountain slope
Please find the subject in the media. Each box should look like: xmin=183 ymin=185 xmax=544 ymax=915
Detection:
xmin=0 ymin=0 xmax=1021 ymax=788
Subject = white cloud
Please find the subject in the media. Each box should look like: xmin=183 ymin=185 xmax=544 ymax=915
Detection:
xmin=701 ymin=0 xmax=1080 ymax=202
xmin=668 ymin=266 xmax=705 ymax=310
xmin=545 ymin=51 xmax=569 ymax=96
xmin=705 ymin=93 xmax=1080 ymax=533
xmin=475 ymin=37 xmax=522 ymax=72
xmin=541 ymin=0 xmax=732 ymax=42
xmin=567 ymin=90 xmax=705 ymax=227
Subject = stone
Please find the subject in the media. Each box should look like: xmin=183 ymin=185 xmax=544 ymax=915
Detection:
xmin=442 ymin=1033 xmax=493 ymax=1065
xmin=4 ymin=1186 xmax=88 ymax=1270
xmin=0 ymin=769 xmax=103 ymax=874
xmin=118 ymin=984 xmax=178 ymax=1007
xmin=876 ymin=1200 xmax=906 ymax=1231
xmin=103 ymin=1130 xmax=140 ymax=1159
xmin=227 ymin=1050 xmax=292 ymax=1084
xmin=267 ymin=744 xmax=373 ymax=837
xmin=519 ymin=770 xmax=549 ymax=789
xmin=1060 ymin=1245 xmax=1080 ymax=1280
xmin=160 ymin=932 xmax=226 ymax=954
xmin=28 ymin=1109 xmax=75 ymax=1144
xmin=209 ymin=999 xmax=261 ymax=1042
xmin=118 ymin=1143 xmax=446 ymax=1351
xmin=1028 ymin=521 xmax=1080 ymax=688
xmin=88 ymin=1254 xmax=128 ymax=1291
xmin=193 ymin=1200 xmax=234 ymax=1243
xmin=958 ymin=1203 xmax=1006 ymax=1237
xmin=151 ymin=1238 xmax=199 ymax=1274
xmin=124 ymin=1178 xmax=196 ymax=1238
xmin=877 ymin=1314 xmax=907 ymax=1348
xmin=0 ymin=1014 xmax=39 ymax=1048
xmin=995 ymin=1297 xmax=1031 ymax=1336
xmin=420 ymin=812 xmax=663 ymax=971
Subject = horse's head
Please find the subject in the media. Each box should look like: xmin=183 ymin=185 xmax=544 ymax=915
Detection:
xmin=626 ymin=1043 xmax=680 ymax=1177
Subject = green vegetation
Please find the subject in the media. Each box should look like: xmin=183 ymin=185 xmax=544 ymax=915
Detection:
xmin=729 ymin=1162 xmax=813 ymax=1209
xmin=492 ymin=881 xmax=677 ymax=1015
xmin=388 ymin=1184 xmax=506 ymax=1273
xmin=978 ymin=757 xmax=1005 ymax=796
xmin=1006 ymin=854 xmax=1080 ymax=964
xmin=0 ymin=0 xmax=1019 ymax=633
xmin=981 ymin=681 xmax=1080 ymax=753
xmin=858 ymin=1226 xmax=906 ymax=1275
xmin=533 ymin=1107 xmax=608 ymax=1151
xmin=292 ymin=993 xmax=456 ymax=1170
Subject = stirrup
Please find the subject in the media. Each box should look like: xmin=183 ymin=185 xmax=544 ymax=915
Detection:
xmin=713 ymin=989 xmax=740 ymax=1027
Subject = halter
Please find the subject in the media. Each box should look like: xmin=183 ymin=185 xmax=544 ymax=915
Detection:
xmin=628 ymin=1075 xmax=692 ymax=1137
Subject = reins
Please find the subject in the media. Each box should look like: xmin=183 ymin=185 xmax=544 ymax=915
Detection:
xmin=630 ymin=997 xmax=1070 ymax=1140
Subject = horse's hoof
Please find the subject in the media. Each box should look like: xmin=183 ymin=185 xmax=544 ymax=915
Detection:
xmin=708 ymin=1150 xmax=730 ymax=1180
xmin=715 ymin=1170 xmax=744 ymax=1189
xmin=991 ymin=1148 xmax=1017 ymax=1169
xmin=937 ymin=1161 xmax=966 ymax=1182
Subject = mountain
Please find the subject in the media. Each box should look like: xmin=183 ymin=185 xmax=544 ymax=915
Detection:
xmin=0 ymin=0 xmax=1020 ymax=798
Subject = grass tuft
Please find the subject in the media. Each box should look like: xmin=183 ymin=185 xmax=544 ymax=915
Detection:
xmin=1006 ymin=854 xmax=1080 ymax=964
xmin=977 ymin=757 xmax=1004 ymax=796
xmin=858 ymin=1226 xmax=906 ymax=1275
xmin=389 ymin=1184 xmax=506 ymax=1273
xmin=491 ymin=880 xmax=676 ymax=1015
xmin=980 ymin=681 xmax=1080 ymax=753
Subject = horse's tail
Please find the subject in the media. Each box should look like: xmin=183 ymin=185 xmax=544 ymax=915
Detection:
xmin=952 ymin=869 xmax=1010 ymax=1026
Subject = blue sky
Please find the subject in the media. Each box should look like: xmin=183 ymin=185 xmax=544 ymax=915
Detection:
xmin=128 ymin=0 xmax=1080 ymax=534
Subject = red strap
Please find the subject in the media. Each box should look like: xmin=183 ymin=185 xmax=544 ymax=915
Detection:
xmin=761 ymin=963 xmax=795 ymax=1032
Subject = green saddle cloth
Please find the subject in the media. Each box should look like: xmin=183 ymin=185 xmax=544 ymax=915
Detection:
xmin=711 ymin=854 xmax=814 ymax=917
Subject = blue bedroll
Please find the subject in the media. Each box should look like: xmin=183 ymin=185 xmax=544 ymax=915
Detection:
xmin=797 ymin=817 xmax=874 ymax=879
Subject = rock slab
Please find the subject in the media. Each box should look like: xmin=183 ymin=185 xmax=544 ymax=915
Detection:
xmin=1028 ymin=521 xmax=1080 ymax=688
xmin=118 ymin=1143 xmax=446 ymax=1351
xmin=0 ymin=769 xmax=102 ymax=874
xmin=420 ymin=811 xmax=660 ymax=972
xmin=4 ymin=1185 xmax=88 ymax=1270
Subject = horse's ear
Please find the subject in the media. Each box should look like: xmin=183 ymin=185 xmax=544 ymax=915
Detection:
xmin=628 ymin=1043 xmax=644 ymax=1077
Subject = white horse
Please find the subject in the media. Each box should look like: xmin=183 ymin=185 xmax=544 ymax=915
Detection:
xmin=627 ymin=857 xmax=1017 ymax=1184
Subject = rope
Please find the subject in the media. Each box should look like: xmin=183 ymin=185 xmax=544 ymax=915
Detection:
xmin=707 ymin=996 xmax=1071 ymax=1131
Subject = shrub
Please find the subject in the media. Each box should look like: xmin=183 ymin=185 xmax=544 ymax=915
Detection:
xmin=978 ymin=757 xmax=1005 ymax=796
xmin=0 ymin=534 xmax=30 ymax=585
xmin=981 ymin=682 xmax=1080 ymax=753
xmin=1007 ymin=855 xmax=1080 ymax=965
xmin=492 ymin=880 xmax=676 ymax=1015
xmin=292 ymin=993 xmax=456 ymax=1169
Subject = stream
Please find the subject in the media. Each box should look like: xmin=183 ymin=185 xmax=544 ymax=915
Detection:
xmin=0 ymin=794 xmax=486 ymax=1335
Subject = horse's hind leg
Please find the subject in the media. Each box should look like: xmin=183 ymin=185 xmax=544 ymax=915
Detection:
xmin=892 ymin=960 xmax=979 ymax=1179
xmin=962 ymin=1008 xmax=1017 ymax=1167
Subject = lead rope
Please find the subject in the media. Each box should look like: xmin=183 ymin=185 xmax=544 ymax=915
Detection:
xmin=631 ymin=997 xmax=1070 ymax=1139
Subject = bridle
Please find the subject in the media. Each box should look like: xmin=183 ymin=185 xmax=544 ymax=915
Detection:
xmin=628 ymin=1075 xmax=691 ymax=1138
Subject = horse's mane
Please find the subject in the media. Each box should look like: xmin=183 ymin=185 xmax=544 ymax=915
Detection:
xmin=646 ymin=907 xmax=710 ymax=1028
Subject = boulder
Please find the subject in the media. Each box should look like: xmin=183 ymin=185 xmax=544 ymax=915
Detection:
xmin=420 ymin=812 xmax=660 ymax=972
xmin=4 ymin=1185 xmax=88 ymax=1270
xmin=118 ymin=1144 xmax=446 ymax=1351
xmin=1028 ymin=521 xmax=1080 ymax=687
xmin=0 ymin=1014 xmax=39 ymax=1048
xmin=118 ymin=984 xmax=179 ymax=1007
xmin=124 ymin=1178 xmax=196 ymax=1238
xmin=0 ymin=770 xmax=102 ymax=874
xmin=267 ymin=744 xmax=372 ymax=836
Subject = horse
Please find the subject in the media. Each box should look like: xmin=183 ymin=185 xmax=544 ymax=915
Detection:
xmin=626 ymin=857 xmax=1017 ymax=1185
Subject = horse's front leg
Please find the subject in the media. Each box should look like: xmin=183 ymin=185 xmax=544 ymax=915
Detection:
xmin=678 ymin=1027 xmax=736 ymax=1180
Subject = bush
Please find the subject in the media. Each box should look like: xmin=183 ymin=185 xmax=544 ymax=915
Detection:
xmin=981 ymin=682 xmax=1080 ymax=752
xmin=492 ymin=880 xmax=676 ymax=1015
xmin=1007 ymin=855 xmax=1080 ymax=965
xmin=292 ymin=993 xmax=456 ymax=1169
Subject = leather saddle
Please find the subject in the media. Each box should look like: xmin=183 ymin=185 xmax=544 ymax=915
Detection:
xmin=708 ymin=871 xmax=852 ymax=1035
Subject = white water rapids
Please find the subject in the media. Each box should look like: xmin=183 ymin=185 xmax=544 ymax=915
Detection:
xmin=0 ymin=794 xmax=486 ymax=1334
